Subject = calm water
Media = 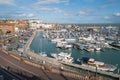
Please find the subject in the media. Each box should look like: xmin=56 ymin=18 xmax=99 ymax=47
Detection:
xmin=30 ymin=32 xmax=120 ymax=74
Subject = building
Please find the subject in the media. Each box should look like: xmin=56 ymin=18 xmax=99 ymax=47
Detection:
xmin=42 ymin=23 xmax=53 ymax=29
xmin=0 ymin=23 xmax=15 ymax=34
xmin=29 ymin=19 xmax=42 ymax=29
xmin=16 ymin=20 xmax=29 ymax=30
xmin=29 ymin=19 xmax=57 ymax=29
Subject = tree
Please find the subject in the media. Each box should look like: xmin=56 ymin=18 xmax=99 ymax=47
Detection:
xmin=6 ymin=30 xmax=11 ymax=34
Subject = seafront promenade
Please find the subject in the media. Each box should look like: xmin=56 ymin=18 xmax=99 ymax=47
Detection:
xmin=25 ymin=29 xmax=120 ymax=80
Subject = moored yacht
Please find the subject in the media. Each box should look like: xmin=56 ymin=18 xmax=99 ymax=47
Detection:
xmin=95 ymin=47 xmax=101 ymax=51
xmin=56 ymin=41 xmax=72 ymax=49
xmin=51 ymin=36 xmax=64 ymax=43
xmin=77 ymin=57 xmax=117 ymax=72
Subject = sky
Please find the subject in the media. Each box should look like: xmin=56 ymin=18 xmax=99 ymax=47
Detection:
xmin=0 ymin=0 xmax=120 ymax=23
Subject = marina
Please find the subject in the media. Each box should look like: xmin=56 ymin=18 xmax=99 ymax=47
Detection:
xmin=29 ymin=27 xmax=120 ymax=80
xmin=1 ymin=0 xmax=120 ymax=79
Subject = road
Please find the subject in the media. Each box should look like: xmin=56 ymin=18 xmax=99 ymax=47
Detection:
xmin=0 ymin=50 xmax=76 ymax=80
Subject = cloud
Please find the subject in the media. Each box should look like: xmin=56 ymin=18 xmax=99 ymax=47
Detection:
xmin=18 ymin=13 xmax=26 ymax=17
xmin=40 ymin=7 xmax=51 ymax=11
xmin=64 ymin=13 xmax=72 ymax=16
xmin=114 ymin=12 xmax=120 ymax=16
xmin=35 ymin=0 xmax=69 ymax=6
xmin=104 ymin=16 xmax=110 ymax=19
xmin=0 ymin=0 xmax=15 ymax=6
xmin=77 ymin=11 xmax=88 ymax=16
xmin=37 ymin=7 xmax=61 ymax=13
xmin=19 ymin=13 xmax=34 ymax=17
xmin=28 ymin=13 xmax=34 ymax=17
xmin=29 ymin=0 xmax=64 ymax=13
xmin=53 ymin=8 xmax=61 ymax=13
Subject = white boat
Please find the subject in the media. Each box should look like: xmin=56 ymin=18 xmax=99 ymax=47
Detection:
xmin=77 ymin=57 xmax=117 ymax=72
xmin=95 ymin=47 xmax=101 ymax=51
xmin=51 ymin=52 xmax=74 ymax=63
xmin=56 ymin=41 xmax=72 ymax=49
xmin=43 ymin=34 xmax=46 ymax=38
xmin=51 ymin=38 xmax=64 ymax=43
xmin=39 ymin=52 xmax=47 ymax=57
xmin=65 ymin=38 xmax=76 ymax=43
xmin=82 ymin=35 xmax=94 ymax=41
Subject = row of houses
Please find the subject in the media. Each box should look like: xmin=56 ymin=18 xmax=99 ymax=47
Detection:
xmin=0 ymin=19 xmax=58 ymax=35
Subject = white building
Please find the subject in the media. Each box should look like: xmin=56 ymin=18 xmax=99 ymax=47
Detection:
xmin=29 ymin=19 xmax=42 ymax=30
xmin=29 ymin=20 xmax=53 ymax=29
xmin=42 ymin=24 xmax=53 ymax=29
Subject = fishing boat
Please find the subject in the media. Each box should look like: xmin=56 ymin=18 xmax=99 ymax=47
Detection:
xmin=51 ymin=52 xmax=74 ymax=63
xmin=77 ymin=57 xmax=117 ymax=72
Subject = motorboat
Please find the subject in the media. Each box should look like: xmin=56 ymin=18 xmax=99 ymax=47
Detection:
xmin=51 ymin=52 xmax=74 ymax=63
xmin=56 ymin=41 xmax=72 ymax=49
xmin=77 ymin=57 xmax=117 ymax=72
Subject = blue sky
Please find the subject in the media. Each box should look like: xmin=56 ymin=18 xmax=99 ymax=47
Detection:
xmin=0 ymin=0 xmax=120 ymax=23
